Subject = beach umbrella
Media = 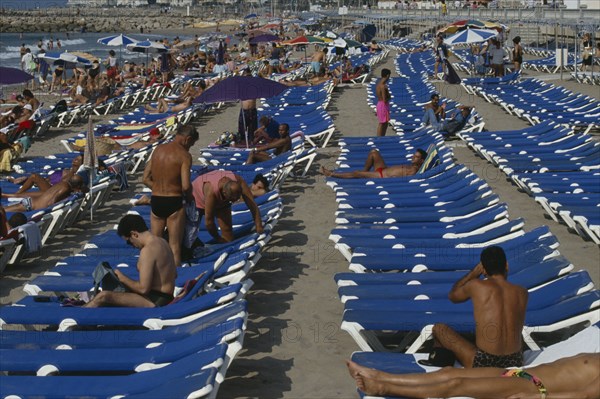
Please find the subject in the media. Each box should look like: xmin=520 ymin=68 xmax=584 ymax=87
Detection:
xmin=444 ymin=28 xmax=498 ymax=45
xmin=127 ymin=41 xmax=169 ymax=65
xmin=283 ymin=35 xmax=327 ymax=60
xmin=98 ymin=34 xmax=138 ymax=47
xmin=83 ymin=116 xmax=98 ymax=221
xmin=317 ymin=30 xmax=339 ymax=40
xmin=98 ymin=34 xmax=138 ymax=63
xmin=344 ymin=39 xmax=363 ymax=48
xmin=193 ymin=76 xmax=288 ymax=146
xmin=440 ymin=19 xmax=488 ymax=34
xmin=283 ymin=35 xmax=326 ymax=45
xmin=332 ymin=38 xmax=348 ymax=48
xmin=39 ymin=51 xmax=92 ymax=66
xmin=70 ymin=51 xmax=99 ymax=63
xmin=0 ymin=67 xmax=33 ymax=85
xmin=249 ymin=34 xmax=281 ymax=44
xmin=126 ymin=40 xmax=169 ymax=54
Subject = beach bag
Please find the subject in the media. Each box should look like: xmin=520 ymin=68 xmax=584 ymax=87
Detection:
xmin=95 ymin=136 xmax=119 ymax=156
xmin=53 ymin=99 xmax=68 ymax=114
xmin=92 ymin=261 xmax=127 ymax=297
xmin=444 ymin=60 xmax=461 ymax=84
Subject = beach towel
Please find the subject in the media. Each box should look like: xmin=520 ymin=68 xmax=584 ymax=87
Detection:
xmin=444 ymin=60 xmax=461 ymax=84
xmin=18 ymin=222 xmax=42 ymax=253
xmin=108 ymin=162 xmax=129 ymax=191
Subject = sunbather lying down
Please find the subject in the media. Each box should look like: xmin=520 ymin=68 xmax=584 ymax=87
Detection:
xmin=320 ymin=149 xmax=426 ymax=179
xmin=144 ymin=97 xmax=192 ymax=114
xmin=347 ymin=353 xmax=599 ymax=399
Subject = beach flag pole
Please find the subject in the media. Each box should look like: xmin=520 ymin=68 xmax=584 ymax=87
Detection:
xmin=83 ymin=116 xmax=98 ymax=222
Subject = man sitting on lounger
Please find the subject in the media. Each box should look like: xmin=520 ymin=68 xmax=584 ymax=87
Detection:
xmin=320 ymin=149 xmax=426 ymax=179
xmin=430 ymin=246 xmax=528 ymax=368
xmin=246 ymin=123 xmax=292 ymax=165
xmin=4 ymin=174 xmax=87 ymax=212
xmin=84 ymin=214 xmax=177 ymax=308
xmin=346 ymin=353 xmax=600 ymax=398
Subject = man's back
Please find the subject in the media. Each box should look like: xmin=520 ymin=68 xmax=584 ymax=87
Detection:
xmin=150 ymin=142 xmax=189 ymax=197
xmin=470 ymin=278 xmax=527 ymax=355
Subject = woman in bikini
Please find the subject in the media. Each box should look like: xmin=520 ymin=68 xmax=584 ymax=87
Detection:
xmin=346 ymin=353 xmax=599 ymax=399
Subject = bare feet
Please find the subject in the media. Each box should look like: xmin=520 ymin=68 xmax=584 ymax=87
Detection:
xmin=356 ymin=373 xmax=386 ymax=396
xmin=320 ymin=166 xmax=334 ymax=177
xmin=134 ymin=194 xmax=151 ymax=206
xmin=8 ymin=176 xmax=27 ymax=185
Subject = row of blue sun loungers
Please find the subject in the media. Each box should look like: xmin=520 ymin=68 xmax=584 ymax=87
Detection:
xmin=325 ymin=140 xmax=598 ymax=395
xmin=458 ymin=121 xmax=600 ymax=244
xmin=0 ymin=78 xmax=339 ymax=397
xmin=319 ymin=51 xmax=599 ymax=397
xmin=464 ymin=78 xmax=599 ymax=132
xmin=457 ymin=67 xmax=600 ymax=244
xmin=0 ymin=163 xmax=289 ymax=398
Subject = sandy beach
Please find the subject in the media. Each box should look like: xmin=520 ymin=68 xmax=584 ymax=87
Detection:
xmin=1 ymin=41 xmax=599 ymax=399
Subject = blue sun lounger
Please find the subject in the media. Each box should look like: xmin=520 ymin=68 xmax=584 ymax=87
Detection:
xmin=0 ymin=347 xmax=221 ymax=399
xmin=342 ymin=290 xmax=600 ymax=352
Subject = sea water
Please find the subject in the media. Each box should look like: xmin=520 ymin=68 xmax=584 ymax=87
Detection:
xmin=1 ymin=0 xmax=68 ymax=10
xmin=0 ymin=32 xmax=184 ymax=69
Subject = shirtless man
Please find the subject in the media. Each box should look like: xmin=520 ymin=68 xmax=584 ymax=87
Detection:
xmin=432 ymin=246 xmax=528 ymax=368
xmin=422 ymin=93 xmax=446 ymax=130
xmin=4 ymin=174 xmax=86 ymax=212
xmin=143 ymin=125 xmax=198 ymax=266
xmin=84 ymin=214 xmax=176 ymax=308
xmin=191 ymin=170 xmax=263 ymax=243
xmin=311 ymin=46 xmax=327 ymax=74
xmin=320 ymin=149 xmax=426 ymax=179
xmin=376 ymin=68 xmax=391 ymax=137
xmin=347 ymin=353 xmax=600 ymax=399
xmin=246 ymin=123 xmax=292 ymax=164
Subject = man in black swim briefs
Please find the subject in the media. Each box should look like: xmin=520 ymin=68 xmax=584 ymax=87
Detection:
xmin=143 ymin=125 xmax=198 ymax=266
xmin=85 ymin=215 xmax=176 ymax=308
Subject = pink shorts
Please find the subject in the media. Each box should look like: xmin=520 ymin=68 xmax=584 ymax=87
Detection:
xmin=376 ymin=101 xmax=390 ymax=123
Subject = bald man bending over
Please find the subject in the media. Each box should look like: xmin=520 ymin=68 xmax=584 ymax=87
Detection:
xmin=191 ymin=170 xmax=263 ymax=243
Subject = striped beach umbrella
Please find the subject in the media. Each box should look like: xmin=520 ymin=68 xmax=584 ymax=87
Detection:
xmin=98 ymin=34 xmax=138 ymax=47
xmin=444 ymin=28 xmax=498 ymax=45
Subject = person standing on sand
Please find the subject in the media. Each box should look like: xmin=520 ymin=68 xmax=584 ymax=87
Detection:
xmin=142 ymin=125 xmax=198 ymax=267
xmin=376 ymin=68 xmax=391 ymax=137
